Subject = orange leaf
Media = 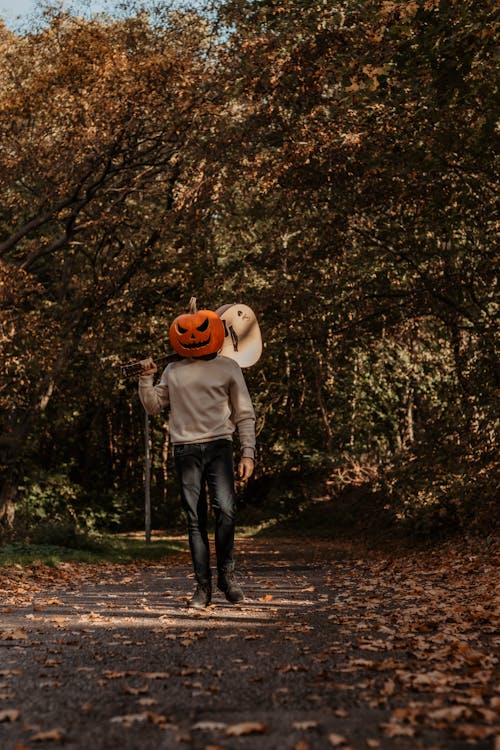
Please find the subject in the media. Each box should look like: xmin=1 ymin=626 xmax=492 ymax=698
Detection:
xmin=0 ymin=629 xmax=27 ymax=640
xmin=31 ymin=728 xmax=66 ymax=742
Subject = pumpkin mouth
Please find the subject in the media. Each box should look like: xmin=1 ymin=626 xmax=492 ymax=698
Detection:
xmin=181 ymin=335 xmax=211 ymax=349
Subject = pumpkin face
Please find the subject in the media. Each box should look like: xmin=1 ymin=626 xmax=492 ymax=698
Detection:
xmin=169 ymin=309 xmax=225 ymax=358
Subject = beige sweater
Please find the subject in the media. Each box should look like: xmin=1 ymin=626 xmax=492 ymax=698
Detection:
xmin=138 ymin=356 xmax=256 ymax=458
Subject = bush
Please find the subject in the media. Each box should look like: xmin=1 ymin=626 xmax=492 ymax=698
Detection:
xmin=28 ymin=519 xmax=106 ymax=551
xmin=376 ymin=445 xmax=499 ymax=538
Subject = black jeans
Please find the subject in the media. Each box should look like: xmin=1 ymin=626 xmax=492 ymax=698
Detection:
xmin=174 ymin=439 xmax=236 ymax=582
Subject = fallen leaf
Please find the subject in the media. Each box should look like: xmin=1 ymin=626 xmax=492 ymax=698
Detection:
xmin=382 ymin=679 xmax=395 ymax=696
xmin=0 ymin=709 xmax=21 ymax=722
xmin=380 ymin=722 xmax=415 ymax=738
xmin=110 ymin=713 xmax=149 ymax=727
xmin=148 ymin=712 xmax=169 ymax=727
xmin=123 ymin=685 xmax=149 ymax=695
xmin=192 ymin=720 xmax=227 ymax=731
xmin=294 ymin=741 xmax=310 ymax=750
xmin=0 ymin=629 xmax=27 ymax=640
xmin=428 ymin=705 xmax=470 ymax=722
xmin=225 ymin=721 xmax=268 ymax=736
xmin=292 ymin=720 xmax=318 ymax=730
xmin=31 ymin=728 xmax=66 ymax=742
xmin=278 ymin=664 xmax=308 ymax=673
xmin=328 ymin=734 xmax=347 ymax=747
xmin=110 ymin=712 xmax=168 ymax=728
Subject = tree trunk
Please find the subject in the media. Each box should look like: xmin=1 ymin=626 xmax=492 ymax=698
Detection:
xmin=0 ymin=476 xmax=17 ymax=530
xmin=161 ymin=421 xmax=170 ymax=504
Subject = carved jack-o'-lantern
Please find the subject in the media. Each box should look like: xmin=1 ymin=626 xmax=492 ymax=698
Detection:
xmin=169 ymin=304 xmax=225 ymax=358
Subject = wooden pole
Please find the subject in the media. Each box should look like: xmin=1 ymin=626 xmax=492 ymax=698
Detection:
xmin=144 ymin=411 xmax=151 ymax=544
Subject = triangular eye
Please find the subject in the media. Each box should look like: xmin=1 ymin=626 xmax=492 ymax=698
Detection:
xmin=176 ymin=324 xmax=188 ymax=334
xmin=196 ymin=317 xmax=209 ymax=332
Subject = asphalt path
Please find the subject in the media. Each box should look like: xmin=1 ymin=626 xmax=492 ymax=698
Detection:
xmin=0 ymin=537 xmax=498 ymax=750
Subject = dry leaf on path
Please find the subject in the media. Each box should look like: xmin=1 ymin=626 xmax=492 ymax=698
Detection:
xmin=31 ymin=727 xmax=66 ymax=742
xmin=328 ymin=733 xmax=348 ymax=746
xmin=0 ymin=709 xmax=21 ymax=722
xmin=137 ymin=697 xmax=157 ymax=706
xmin=225 ymin=721 xmax=269 ymax=736
xmin=110 ymin=712 xmax=168 ymax=728
xmin=192 ymin=720 xmax=227 ymax=731
xmin=0 ymin=629 xmax=27 ymax=640
xmin=123 ymin=685 xmax=149 ymax=695
xmin=380 ymin=722 xmax=416 ymax=738
xmin=292 ymin=720 xmax=318 ymax=730
xmin=110 ymin=713 xmax=150 ymax=727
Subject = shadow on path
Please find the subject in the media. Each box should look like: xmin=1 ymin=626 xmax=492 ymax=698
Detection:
xmin=0 ymin=537 xmax=498 ymax=750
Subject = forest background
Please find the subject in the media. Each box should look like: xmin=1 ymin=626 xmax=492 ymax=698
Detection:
xmin=0 ymin=0 xmax=497 ymax=549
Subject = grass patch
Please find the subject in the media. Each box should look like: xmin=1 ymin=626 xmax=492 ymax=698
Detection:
xmin=0 ymin=534 xmax=187 ymax=567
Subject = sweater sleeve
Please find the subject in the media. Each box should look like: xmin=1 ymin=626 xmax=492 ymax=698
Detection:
xmin=229 ymin=363 xmax=256 ymax=459
xmin=138 ymin=369 xmax=170 ymax=415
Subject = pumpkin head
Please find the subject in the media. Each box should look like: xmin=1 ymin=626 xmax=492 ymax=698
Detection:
xmin=169 ymin=308 xmax=225 ymax=358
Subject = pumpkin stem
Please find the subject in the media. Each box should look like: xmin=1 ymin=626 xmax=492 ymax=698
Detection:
xmin=188 ymin=296 xmax=197 ymax=314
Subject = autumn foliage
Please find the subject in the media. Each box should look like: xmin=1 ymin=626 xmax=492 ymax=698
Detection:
xmin=0 ymin=0 xmax=498 ymax=540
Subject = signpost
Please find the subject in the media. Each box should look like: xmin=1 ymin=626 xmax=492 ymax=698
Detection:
xmin=144 ymin=412 xmax=151 ymax=543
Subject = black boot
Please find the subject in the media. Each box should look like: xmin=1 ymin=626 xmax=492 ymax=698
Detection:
xmin=187 ymin=578 xmax=211 ymax=609
xmin=217 ymin=568 xmax=244 ymax=604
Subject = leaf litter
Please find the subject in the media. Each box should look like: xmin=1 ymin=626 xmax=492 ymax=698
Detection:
xmin=0 ymin=537 xmax=497 ymax=747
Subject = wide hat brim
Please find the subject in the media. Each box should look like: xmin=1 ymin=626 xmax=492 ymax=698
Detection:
xmin=216 ymin=303 xmax=262 ymax=368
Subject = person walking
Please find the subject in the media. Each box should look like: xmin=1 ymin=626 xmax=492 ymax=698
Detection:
xmin=138 ymin=303 xmax=255 ymax=608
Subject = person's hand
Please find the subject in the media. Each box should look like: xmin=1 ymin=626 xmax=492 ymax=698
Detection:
xmin=238 ymin=457 xmax=254 ymax=482
xmin=139 ymin=357 xmax=157 ymax=377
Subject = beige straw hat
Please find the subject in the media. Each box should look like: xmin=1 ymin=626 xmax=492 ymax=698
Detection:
xmin=216 ymin=303 xmax=262 ymax=368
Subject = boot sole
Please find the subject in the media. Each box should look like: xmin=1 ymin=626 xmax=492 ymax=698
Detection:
xmin=187 ymin=600 xmax=211 ymax=609
xmin=217 ymin=588 xmax=244 ymax=604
